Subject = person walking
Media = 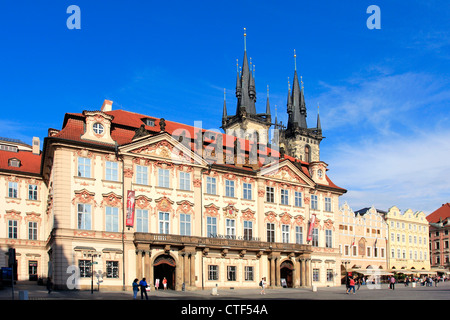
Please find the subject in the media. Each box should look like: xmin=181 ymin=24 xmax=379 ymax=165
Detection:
xmin=163 ymin=277 xmax=168 ymax=290
xmin=132 ymin=278 xmax=139 ymax=299
xmin=139 ymin=277 xmax=149 ymax=300
xmin=389 ymin=276 xmax=396 ymax=290
xmin=260 ymin=277 xmax=266 ymax=295
xmin=155 ymin=278 xmax=160 ymax=290
xmin=346 ymin=276 xmax=356 ymax=294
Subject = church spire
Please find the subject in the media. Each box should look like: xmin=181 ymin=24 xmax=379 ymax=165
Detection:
xmin=287 ymin=49 xmax=307 ymax=132
xmin=266 ymin=85 xmax=271 ymax=122
xmin=235 ymin=27 xmax=256 ymax=116
xmin=222 ymin=88 xmax=227 ymax=122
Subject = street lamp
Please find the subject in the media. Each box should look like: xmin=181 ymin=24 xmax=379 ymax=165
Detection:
xmin=83 ymin=251 xmax=101 ymax=294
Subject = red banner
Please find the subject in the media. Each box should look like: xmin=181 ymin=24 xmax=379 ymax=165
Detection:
xmin=126 ymin=190 xmax=135 ymax=227
xmin=306 ymin=214 xmax=316 ymax=242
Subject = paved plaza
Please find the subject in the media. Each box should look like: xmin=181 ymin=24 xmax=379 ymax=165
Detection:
xmin=1 ymin=280 xmax=449 ymax=301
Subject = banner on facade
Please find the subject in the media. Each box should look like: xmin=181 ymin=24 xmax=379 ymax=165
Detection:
xmin=126 ymin=190 xmax=135 ymax=227
xmin=306 ymin=214 xmax=316 ymax=242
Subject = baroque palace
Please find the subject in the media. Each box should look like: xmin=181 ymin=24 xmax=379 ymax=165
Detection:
xmin=0 ymin=32 xmax=348 ymax=291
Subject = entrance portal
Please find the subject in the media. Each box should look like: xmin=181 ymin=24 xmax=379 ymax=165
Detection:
xmin=280 ymin=260 xmax=294 ymax=288
xmin=153 ymin=254 xmax=176 ymax=290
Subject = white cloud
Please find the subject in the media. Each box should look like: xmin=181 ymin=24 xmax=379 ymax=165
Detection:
xmin=317 ymin=71 xmax=450 ymax=214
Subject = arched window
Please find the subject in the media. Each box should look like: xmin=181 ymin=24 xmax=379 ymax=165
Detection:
xmin=304 ymin=145 xmax=311 ymax=163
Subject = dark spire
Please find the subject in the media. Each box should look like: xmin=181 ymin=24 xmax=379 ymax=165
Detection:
xmin=287 ymin=50 xmax=307 ymax=131
xmin=235 ymin=28 xmax=257 ymax=116
xmin=222 ymin=88 xmax=227 ymax=122
xmin=316 ymin=103 xmax=321 ymax=131
xmin=266 ymin=85 xmax=271 ymax=122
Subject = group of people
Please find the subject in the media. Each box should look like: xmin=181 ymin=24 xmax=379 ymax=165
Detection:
xmin=132 ymin=277 xmax=168 ymax=299
xmin=345 ymin=275 xmax=361 ymax=294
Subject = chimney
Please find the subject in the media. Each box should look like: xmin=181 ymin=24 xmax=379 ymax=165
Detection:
xmin=101 ymin=99 xmax=113 ymax=112
xmin=32 ymin=137 xmax=40 ymax=155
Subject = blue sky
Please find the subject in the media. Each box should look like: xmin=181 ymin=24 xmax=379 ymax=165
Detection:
xmin=1 ymin=1 xmax=449 ymax=214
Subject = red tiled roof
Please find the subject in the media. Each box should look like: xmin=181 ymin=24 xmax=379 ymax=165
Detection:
xmin=54 ymin=109 xmax=346 ymax=192
xmin=0 ymin=149 xmax=41 ymax=175
xmin=426 ymin=203 xmax=450 ymax=223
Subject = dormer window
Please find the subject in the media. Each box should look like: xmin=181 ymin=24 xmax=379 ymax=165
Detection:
xmin=8 ymin=158 xmax=21 ymax=167
xmin=144 ymin=118 xmax=155 ymax=127
xmin=93 ymin=123 xmax=104 ymax=135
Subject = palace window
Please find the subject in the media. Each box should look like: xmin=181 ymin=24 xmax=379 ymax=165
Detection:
xmin=325 ymin=229 xmax=332 ymax=248
xmin=106 ymin=261 xmax=119 ymax=278
xmin=28 ymin=184 xmax=38 ymax=200
xmin=8 ymin=220 xmax=18 ymax=239
xmin=294 ymin=191 xmax=302 ymax=207
xmin=324 ymin=197 xmax=332 ymax=212
xmin=311 ymin=195 xmax=318 ymax=210
xmin=180 ymin=213 xmax=191 ymax=236
xmin=179 ymin=171 xmax=191 ymax=191
xmin=158 ymin=168 xmax=170 ymax=188
xmin=312 ymin=228 xmax=319 ymax=247
xmin=282 ymin=224 xmax=290 ymax=243
xmin=105 ymin=161 xmax=119 ymax=181
xmin=105 ymin=206 xmax=119 ymax=232
xmin=313 ymin=269 xmax=320 ymax=282
xmin=77 ymin=203 xmax=92 ymax=230
xmin=226 ymin=219 xmax=236 ymax=239
xmin=207 ymin=216 xmax=217 ymax=237
xmin=243 ymin=220 xmax=253 ymax=240
xmin=227 ymin=266 xmax=236 ymax=281
xmin=281 ymin=189 xmax=289 ymax=205
xmin=136 ymin=165 xmax=148 ymax=185
xmin=79 ymin=260 xmax=91 ymax=278
xmin=206 ymin=177 xmax=216 ymax=195
xmin=243 ymin=182 xmax=252 ymax=200
xmin=245 ymin=266 xmax=254 ymax=281
xmin=136 ymin=209 xmax=148 ymax=232
xmin=295 ymin=226 xmax=303 ymax=244
xmin=28 ymin=221 xmax=38 ymax=240
xmin=208 ymin=265 xmax=219 ymax=281
xmin=93 ymin=123 xmax=104 ymax=135
xmin=225 ymin=180 xmax=235 ymax=198
xmin=8 ymin=182 xmax=18 ymax=198
xmin=159 ymin=212 xmax=170 ymax=234
xmin=267 ymin=223 xmax=275 ymax=242
xmin=77 ymin=157 xmax=91 ymax=178
xmin=266 ymin=186 xmax=274 ymax=203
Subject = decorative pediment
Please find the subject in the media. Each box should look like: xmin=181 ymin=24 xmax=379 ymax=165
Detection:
xmin=204 ymin=203 xmax=220 ymax=217
xmin=121 ymin=132 xmax=207 ymax=166
xmin=241 ymin=208 xmax=256 ymax=221
xmin=223 ymin=204 xmax=239 ymax=219
xmin=176 ymin=200 xmax=195 ymax=215
xmin=259 ymin=160 xmax=314 ymax=187
xmin=72 ymin=189 xmax=97 ymax=207
xmin=135 ymin=195 xmax=152 ymax=209
xmin=280 ymin=212 xmax=293 ymax=225
xmin=101 ymin=192 xmax=123 ymax=208
xmin=155 ymin=196 xmax=174 ymax=213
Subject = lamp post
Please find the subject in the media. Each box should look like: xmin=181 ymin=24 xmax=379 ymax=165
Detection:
xmin=83 ymin=251 xmax=101 ymax=294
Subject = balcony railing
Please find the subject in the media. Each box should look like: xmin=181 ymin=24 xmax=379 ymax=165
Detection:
xmin=134 ymin=232 xmax=311 ymax=253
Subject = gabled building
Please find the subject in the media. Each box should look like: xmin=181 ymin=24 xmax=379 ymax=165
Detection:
xmin=426 ymin=203 xmax=450 ymax=275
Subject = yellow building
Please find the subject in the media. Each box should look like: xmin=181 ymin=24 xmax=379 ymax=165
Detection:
xmin=385 ymin=206 xmax=431 ymax=276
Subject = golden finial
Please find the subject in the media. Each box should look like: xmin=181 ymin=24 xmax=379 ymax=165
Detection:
xmin=294 ymin=49 xmax=297 ymax=71
xmin=301 ymin=75 xmax=304 ymax=91
xmin=244 ymin=27 xmax=247 ymax=51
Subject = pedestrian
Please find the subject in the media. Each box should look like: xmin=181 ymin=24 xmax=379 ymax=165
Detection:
xmin=346 ymin=276 xmax=356 ymax=294
xmin=155 ymin=278 xmax=160 ymax=290
xmin=139 ymin=277 xmax=149 ymax=300
xmin=132 ymin=278 xmax=139 ymax=299
xmin=260 ymin=277 xmax=266 ymax=295
xmin=163 ymin=277 xmax=168 ymax=290
xmin=405 ymin=277 xmax=409 ymax=287
xmin=356 ymin=277 xmax=361 ymax=290
xmin=389 ymin=276 xmax=396 ymax=290
xmin=46 ymin=277 xmax=53 ymax=294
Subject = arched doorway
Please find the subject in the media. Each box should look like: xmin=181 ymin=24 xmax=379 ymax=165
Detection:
xmin=153 ymin=254 xmax=176 ymax=290
xmin=280 ymin=260 xmax=294 ymax=288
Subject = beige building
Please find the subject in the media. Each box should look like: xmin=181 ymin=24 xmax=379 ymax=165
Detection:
xmin=385 ymin=206 xmax=431 ymax=275
xmin=337 ymin=204 xmax=389 ymax=280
